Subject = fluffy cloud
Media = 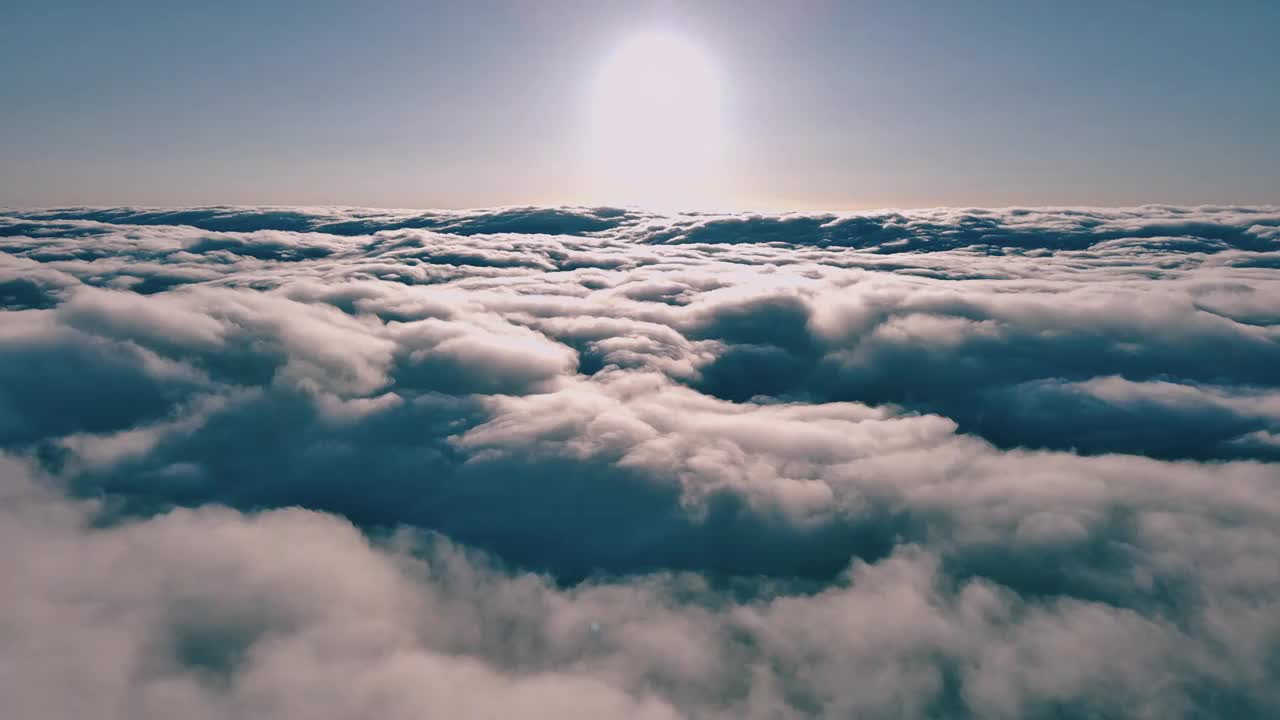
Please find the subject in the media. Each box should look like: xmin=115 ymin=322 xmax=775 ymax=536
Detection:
xmin=1 ymin=204 xmax=1278 ymax=718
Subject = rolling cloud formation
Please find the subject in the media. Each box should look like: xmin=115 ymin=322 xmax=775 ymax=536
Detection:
xmin=2 ymin=204 xmax=1279 ymax=718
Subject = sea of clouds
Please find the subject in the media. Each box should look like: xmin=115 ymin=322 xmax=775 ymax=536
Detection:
xmin=2 ymin=204 xmax=1279 ymax=718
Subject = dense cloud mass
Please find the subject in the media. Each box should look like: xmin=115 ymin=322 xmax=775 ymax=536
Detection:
xmin=2 ymin=204 xmax=1279 ymax=718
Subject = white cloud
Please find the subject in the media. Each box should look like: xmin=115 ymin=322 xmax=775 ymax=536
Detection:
xmin=1 ymin=204 xmax=1278 ymax=717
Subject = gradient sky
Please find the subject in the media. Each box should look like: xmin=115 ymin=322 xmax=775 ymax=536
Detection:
xmin=3 ymin=0 xmax=1278 ymax=210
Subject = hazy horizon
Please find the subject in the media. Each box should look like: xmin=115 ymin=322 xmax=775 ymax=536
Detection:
xmin=5 ymin=0 xmax=1279 ymax=209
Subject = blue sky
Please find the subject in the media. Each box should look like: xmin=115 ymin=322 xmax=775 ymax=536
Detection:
xmin=3 ymin=0 xmax=1278 ymax=209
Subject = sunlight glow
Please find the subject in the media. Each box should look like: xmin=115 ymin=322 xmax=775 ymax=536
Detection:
xmin=584 ymin=32 xmax=728 ymax=209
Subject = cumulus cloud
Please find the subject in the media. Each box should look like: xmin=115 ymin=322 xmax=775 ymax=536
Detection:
xmin=1 ymin=204 xmax=1278 ymax=717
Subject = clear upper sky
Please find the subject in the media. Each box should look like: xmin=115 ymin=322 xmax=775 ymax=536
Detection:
xmin=3 ymin=0 xmax=1278 ymax=210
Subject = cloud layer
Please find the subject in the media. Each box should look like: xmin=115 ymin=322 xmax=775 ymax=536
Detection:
xmin=2 ymin=204 xmax=1279 ymax=718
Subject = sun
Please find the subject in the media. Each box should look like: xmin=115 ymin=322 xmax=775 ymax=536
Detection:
xmin=583 ymin=32 xmax=728 ymax=209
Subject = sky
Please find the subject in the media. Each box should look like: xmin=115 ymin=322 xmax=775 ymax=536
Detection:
xmin=3 ymin=0 xmax=1279 ymax=210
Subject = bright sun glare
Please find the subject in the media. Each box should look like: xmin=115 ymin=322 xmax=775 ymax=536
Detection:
xmin=585 ymin=32 xmax=727 ymax=209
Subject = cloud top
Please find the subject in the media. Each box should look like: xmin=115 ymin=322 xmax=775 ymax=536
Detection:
xmin=2 ymin=204 xmax=1278 ymax=718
